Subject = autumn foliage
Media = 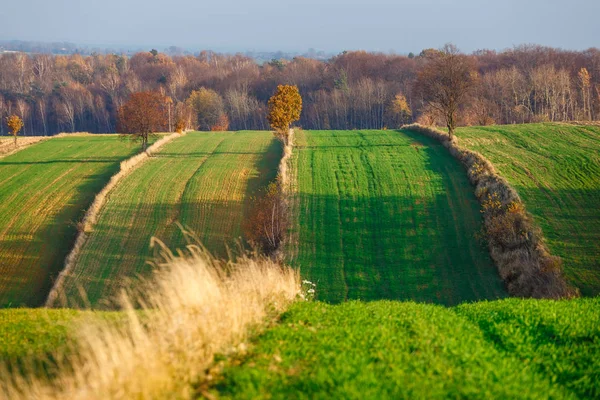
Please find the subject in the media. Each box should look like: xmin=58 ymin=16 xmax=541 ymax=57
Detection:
xmin=186 ymin=87 xmax=227 ymax=131
xmin=210 ymin=114 xmax=230 ymax=131
xmin=117 ymin=91 xmax=168 ymax=151
xmin=5 ymin=115 xmax=24 ymax=146
xmin=267 ymin=85 xmax=302 ymax=144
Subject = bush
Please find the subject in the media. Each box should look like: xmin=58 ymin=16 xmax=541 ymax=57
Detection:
xmin=243 ymin=181 xmax=288 ymax=256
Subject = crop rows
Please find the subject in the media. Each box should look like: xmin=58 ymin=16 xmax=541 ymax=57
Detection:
xmin=0 ymin=136 xmax=143 ymax=307
xmin=60 ymin=131 xmax=281 ymax=307
xmin=288 ymin=130 xmax=505 ymax=304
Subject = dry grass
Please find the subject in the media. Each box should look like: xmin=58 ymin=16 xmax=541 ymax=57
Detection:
xmin=0 ymin=136 xmax=50 ymax=157
xmin=277 ymin=129 xmax=294 ymax=192
xmin=46 ymin=132 xmax=184 ymax=307
xmin=2 ymin=241 xmax=301 ymax=400
xmin=402 ymin=124 xmax=577 ymax=299
xmin=273 ymin=129 xmax=294 ymax=259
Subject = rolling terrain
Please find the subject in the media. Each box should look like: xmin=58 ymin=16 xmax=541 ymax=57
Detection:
xmin=0 ymin=136 xmax=145 ymax=307
xmin=57 ymin=131 xmax=281 ymax=307
xmin=288 ymin=129 xmax=506 ymax=305
xmin=456 ymin=124 xmax=600 ymax=296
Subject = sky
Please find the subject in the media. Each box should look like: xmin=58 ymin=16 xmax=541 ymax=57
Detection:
xmin=0 ymin=0 xmax=598 ymax=54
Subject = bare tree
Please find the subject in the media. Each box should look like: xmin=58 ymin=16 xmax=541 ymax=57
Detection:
xmin=415 ymin=44 xmax=477 ymax=138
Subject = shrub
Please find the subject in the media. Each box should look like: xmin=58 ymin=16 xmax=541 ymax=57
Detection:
xmin=244 ymin=181 xmax=287 ymax=255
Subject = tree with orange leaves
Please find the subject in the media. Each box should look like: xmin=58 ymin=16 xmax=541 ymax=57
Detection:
xmin=6 ymin=115 xmax=24 ymax=147
xmin=117 ymin=91 xmax=167 ymax=151
xmin=267 ymin=85 xmax=302 ymax=145
xmin=210 ymin=114 xmax=230 ymax=131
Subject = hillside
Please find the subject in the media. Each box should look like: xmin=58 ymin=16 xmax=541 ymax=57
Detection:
xmin=456 ymin=124 xmax=600 ymax=296
xmin=288 ymin=129 xmax=505 ymax=304
xmin=212 ymin=298 xmax=600 ymax=399
xmin=0 ymin=136 xmax=145 ymax=307
xmin=57 ymin=131 xmax=281 ymax=307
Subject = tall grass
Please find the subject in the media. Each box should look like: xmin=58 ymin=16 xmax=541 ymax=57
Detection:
xmin=46 ymin=132 xmax=183 ymax=307
xmin=3 ymin=242 xmax=300 ymax=399
xmin=402 ymin=124 xmax=576 ymax=299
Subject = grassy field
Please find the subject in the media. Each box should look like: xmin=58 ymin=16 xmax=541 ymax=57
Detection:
xmin=456 ymin=124 xmax=600 ymax=296
xmin=2 ymin=298 xmax=597 ymax=398
xmin=213 ymin=298 xmax=600 ymax=399
xmin=288 ymin=129 xmax=505 ymax=305
xmin=59 ymin=131 xmax=281 ymax=307
xmin=0 ymin=136 xmax=144 ymax=307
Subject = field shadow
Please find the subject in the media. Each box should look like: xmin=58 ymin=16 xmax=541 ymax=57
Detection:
xmin=0 ymin=157 xmax=134 ymax=308
xmin=291 ymin=191 xmax=507 ymax=307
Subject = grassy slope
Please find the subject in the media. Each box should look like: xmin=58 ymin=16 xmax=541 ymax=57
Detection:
xmin=0 ymin=136 xmax=144 ymax=307
xmin=60 ymin=131 xmax=281 ymax=307
xmin=288 ymin=129 xmax=505 ymax=305
xmin=456 ymin=124 xmax=600 ymax=296
xmin=214 ymin=298 xmax=599 ymax=399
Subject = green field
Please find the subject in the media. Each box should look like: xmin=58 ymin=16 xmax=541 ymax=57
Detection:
xmin=59 ymin=131 xmax=281 ymax=307
xmin=456 ymin=124 xmax=600 ymax=296
xmin=0 ymin=136 xmax=144 ymax=307
xmin=213 ymin=298 xmax=600 ymax=399
xmin=288 ymin=129 xmax=505 ymax=304
xmin=3 ymin=298 xmax=597 ymax=398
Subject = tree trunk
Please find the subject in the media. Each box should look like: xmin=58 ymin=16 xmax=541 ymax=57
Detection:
xmin=447 ymin=111 xmax=455 ymax=139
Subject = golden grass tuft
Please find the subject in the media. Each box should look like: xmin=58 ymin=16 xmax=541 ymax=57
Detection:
xmin=46 ymin=132 xmax=184 ymax=307
xmin=3 ymin=242 xmax=301 ymax=400
xmin=402 ymin=123 xmax=577 ymax=299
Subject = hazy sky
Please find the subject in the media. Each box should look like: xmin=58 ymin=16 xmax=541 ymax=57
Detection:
xmin=1 ymin=0 xmax=598 ymax=53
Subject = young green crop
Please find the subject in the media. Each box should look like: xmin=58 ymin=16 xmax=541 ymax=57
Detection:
xmin=288 ymin=129 xmax=505 ymax=304
xmin=213 ymin=298 xmax=599 ymax=399
xmin=0 ymin=136 xmax=144 ymax=307
xmin=456 ymin=123 xmax=600 ymax=296
xmin=60 ymin=131 xmax=281 ymax=307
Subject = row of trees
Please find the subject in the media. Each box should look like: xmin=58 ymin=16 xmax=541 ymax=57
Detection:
xmin=0 ymin=45 xmax=599 ymax=135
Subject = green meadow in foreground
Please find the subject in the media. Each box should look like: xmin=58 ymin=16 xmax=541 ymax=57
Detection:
xmin=288 ymin=129 xmax=505 ymax=305
xmin=2 ymin=298 xmax=597 ymax=399
xmin=213 ymin=298 xmax=600 ymax=399
xmin=59 ymin=131 xmax=281 ymax=307
xmin=457 ymin=124 xmax=600 ymax=296
xmin=0 ymin=136 xmax=144 ymax=307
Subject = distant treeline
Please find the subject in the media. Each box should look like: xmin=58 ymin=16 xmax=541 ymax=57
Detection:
xmin=0 ymin=44 xmax=599 ymax=135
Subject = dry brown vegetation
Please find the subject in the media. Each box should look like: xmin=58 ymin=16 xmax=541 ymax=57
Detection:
xmin=244 ymin=129 xmax=294 ymax=258
xmin=4 ymin=243 xmax=301 ymax=400
xmin=0 ymin=136 xmax=49 ymax=157
xmin=402 ymin=124 xmax=577 ymax=299
xmin=46 ymin=132 xmax=183 ymax=307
